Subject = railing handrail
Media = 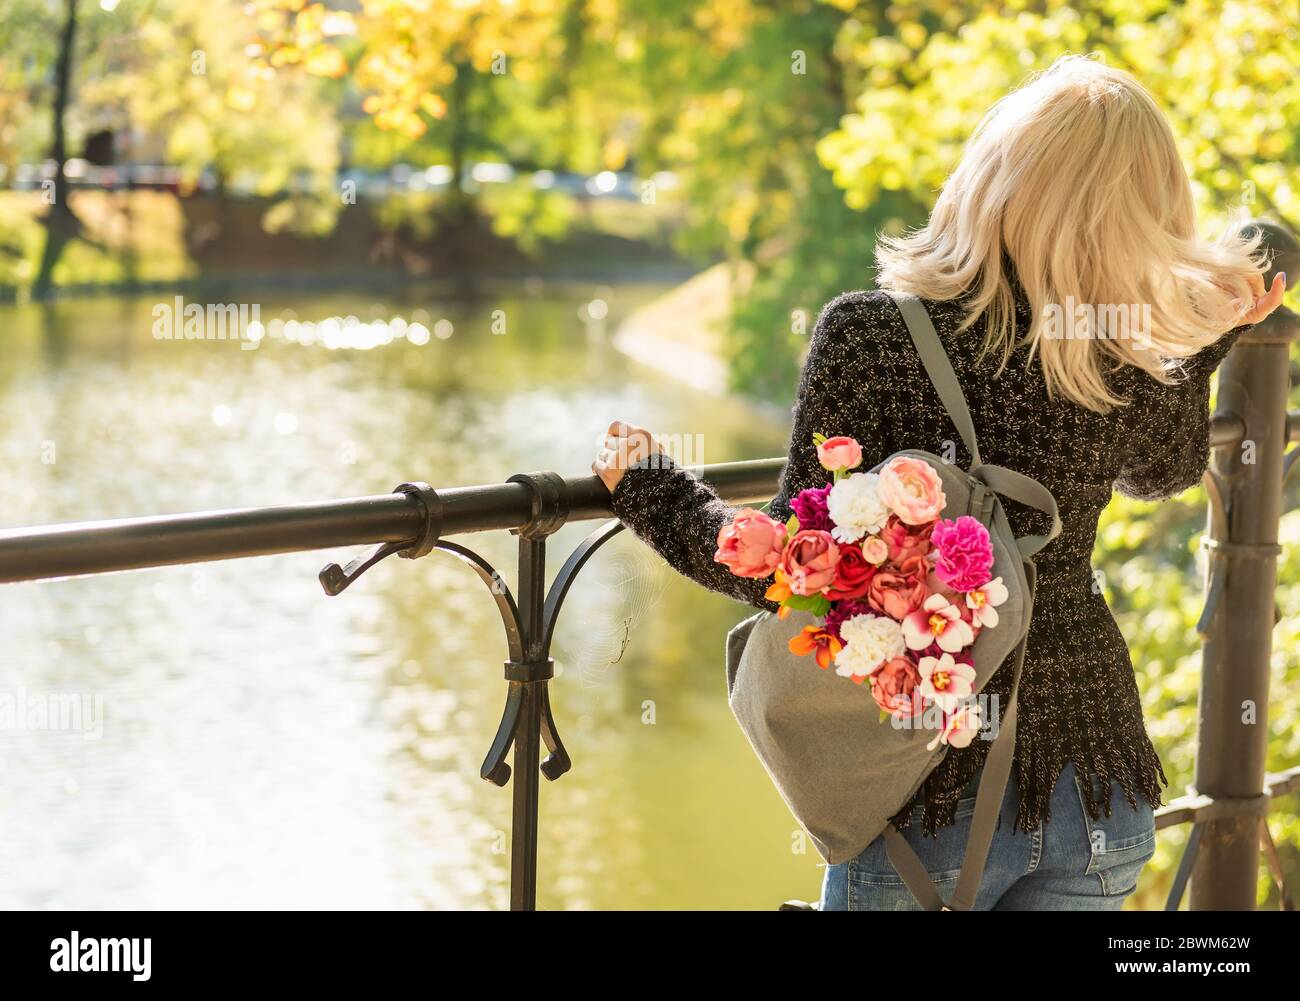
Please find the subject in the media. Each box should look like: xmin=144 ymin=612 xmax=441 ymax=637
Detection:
xmin=4 ymin=406 xmax=1297 ymax=587
xmin=0 ymin=458 xmax=785 ymax=584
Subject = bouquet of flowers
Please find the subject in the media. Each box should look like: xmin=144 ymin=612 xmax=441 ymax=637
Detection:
xmin=714 ymin=434 xmax=1007 ymax=749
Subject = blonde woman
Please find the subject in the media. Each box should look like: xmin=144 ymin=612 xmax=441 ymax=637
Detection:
xmin=594 ymin=55 xmax=1286 ymax=910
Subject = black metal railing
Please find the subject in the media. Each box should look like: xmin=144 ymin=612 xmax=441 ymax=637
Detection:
xmin=0 ymin=459 xmax=781 ymax=911
xmin=0 ymin=223 xmax=1296 ymax=911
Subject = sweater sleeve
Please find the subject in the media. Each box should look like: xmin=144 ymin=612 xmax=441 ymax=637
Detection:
xmin=1113 ymin=322 xmax=1253 ymax=502
xmin=608 ymin=290 xmax=890 ymax=611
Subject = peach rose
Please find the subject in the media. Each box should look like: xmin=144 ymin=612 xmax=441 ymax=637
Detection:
xmin=817 ymin=435 xmax=863 ymax=473
xmin=779 ymin=529 xmax=841 ymax=596
xmin=924 ymin=568 xmax=964 ymax=610
xmin=868 ymin=551 xmax=930 ymax=618
xmin=880 ymin=514 xmax=934 ymax=564
xmin=879 ymin=456 xmax=947 ymax=526
xmin=714 ymin=508 xmax=786 ymax=579
xmin=871 ymin=656 xmax=923 ymax=718
xmin=867 ymin=554 xmax=929 ymax=621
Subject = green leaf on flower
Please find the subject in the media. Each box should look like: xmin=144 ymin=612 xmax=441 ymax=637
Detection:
xmin=785 ymin=513 xmax=799 ymax=538
xmin=781 ymin=593 xmax=831 ymax=617
xmin=812 ymin=432 xmax=827 ymax=446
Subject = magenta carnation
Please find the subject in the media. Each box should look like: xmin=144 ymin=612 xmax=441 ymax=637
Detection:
xmin=930 ymin=515 xmax=994 ymax=592
xmin=823 ymin=600 xmax=874 ymax=640
xmin=790 ymin=482 xmax=833 ymax=532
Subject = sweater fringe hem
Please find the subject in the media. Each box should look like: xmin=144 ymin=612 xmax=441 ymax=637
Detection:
xmin=889 ymin=724 xmax=1168 ymax=839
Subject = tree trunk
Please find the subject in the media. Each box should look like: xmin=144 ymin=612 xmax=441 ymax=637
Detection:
xmin=33 ymin=0 xmax=80 ymax=299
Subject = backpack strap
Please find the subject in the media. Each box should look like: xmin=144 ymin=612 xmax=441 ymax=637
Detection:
xmin=887 ymin=291 xmax=983 ymax=467
xmin=883 ymin=560 xmax=1037 ymax=911
xmin=879 ymin=293 xmax=1060 ymax=909
xmin=969 ymin=464 xmax=1062 ymax=558
xmin=885 ymin=290 xmax=1062 ymax=558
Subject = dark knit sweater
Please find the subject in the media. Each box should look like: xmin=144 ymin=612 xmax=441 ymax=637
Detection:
xmin=609 ymin=285 xmax=1252 ymax=837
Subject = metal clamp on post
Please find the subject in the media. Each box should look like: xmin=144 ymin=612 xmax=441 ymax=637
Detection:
xmin=1197 ymin=536 xmax=1286 ymax=633
xmin=1201 ymin=538 xmax=1284 ymax=560
xmin=507 ymin=471 xmax=569 ymax=539
xmin=505 ymin=656 xmax=555 ymax=684
xmin=394 ymin=481 xmax=441 ymax=558
xmin=319 ymin=481 xmax=442 ymax=595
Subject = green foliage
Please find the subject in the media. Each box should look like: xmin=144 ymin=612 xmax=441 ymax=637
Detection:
xmin=818 ymin=0 xmax=1300 ymax=233
xmin=482 ymin=180 xmax=577 ymax=254
xmin=727 ymin=180 xmax=920 ymax=401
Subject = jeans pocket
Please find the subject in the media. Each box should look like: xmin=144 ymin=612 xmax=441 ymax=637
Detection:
xmin=849 ymin=798 xmax=977 ymax=890
xmin=1073 ymin=768 xmax=1157 ymax=897
xmin=954 ymin=791 xmax=980 ymax=821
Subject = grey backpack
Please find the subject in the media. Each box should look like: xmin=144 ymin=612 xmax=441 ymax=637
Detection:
xmin=724 ymin=291 xmax=1061 ymax=911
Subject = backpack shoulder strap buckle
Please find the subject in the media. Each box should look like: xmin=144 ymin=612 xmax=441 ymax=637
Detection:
xmin=967 ymin=480 xmax=996 ymax=528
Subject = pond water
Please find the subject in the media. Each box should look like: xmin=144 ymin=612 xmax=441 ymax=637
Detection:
xmin=0 ymin=281 xmax=825 ymax=910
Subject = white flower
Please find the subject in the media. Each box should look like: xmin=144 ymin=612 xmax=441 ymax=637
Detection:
xmin=966 ymin=576 xmax=1008 ymax=628
xmin=834 ymin=613 xmax=905 ymax=681
xmin=826 ymin=472 xmax=890 ymax=543
xmin=926 ymin=702 xmax=984 ymax=751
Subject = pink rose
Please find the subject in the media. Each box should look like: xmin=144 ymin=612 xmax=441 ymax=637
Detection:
xmin=714 ymin=508 xmax=786 ymax=579
xmin=930 ymin=516 xmax=994 ymax=592
xmin=871 ymin=656 xmax=923 ymax=718
xmin=880 ymin=514 xmax=934 ymax=564
xmin=866 ymin=554 xmax=929 ymax=621
xmin=779 ymin=529 xmax=841 ymax=596
xmin=879 ymin=456 xmax=947 ymax=526
xmin=817 ymin=435 xmax=863 ymax=473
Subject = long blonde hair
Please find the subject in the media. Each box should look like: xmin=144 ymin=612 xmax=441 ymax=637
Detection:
xmin=875 ymin=54 xmax=1267 ymax=412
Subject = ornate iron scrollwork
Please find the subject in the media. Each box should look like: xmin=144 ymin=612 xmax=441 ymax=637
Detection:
xmin=318 ymin=474 xmax=627 ymax=910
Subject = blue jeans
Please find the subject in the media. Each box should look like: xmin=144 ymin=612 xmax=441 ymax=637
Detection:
xmin=819 ymin=761 xmax=1157 ymax=911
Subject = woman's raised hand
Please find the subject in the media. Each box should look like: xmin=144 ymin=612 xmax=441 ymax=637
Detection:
xmin=1238 ymin=271 xmax=1287 ymax=326
xmin=593 ymin=420 xmax=663 ymax=494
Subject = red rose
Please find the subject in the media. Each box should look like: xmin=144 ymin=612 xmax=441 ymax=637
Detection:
xmin=825 ymin=543 xmax=876 ymax=601
xmin=867 ymin=555 xmax=929 ymax=621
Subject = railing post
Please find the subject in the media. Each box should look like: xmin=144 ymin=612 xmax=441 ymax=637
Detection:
xmin=508 ymin=532 xmax=548 ymax=912
xmin=500 ymin=471 xmax=570 ymax=911
xmin=1192 ymin=222 xmax=1297 ymax=909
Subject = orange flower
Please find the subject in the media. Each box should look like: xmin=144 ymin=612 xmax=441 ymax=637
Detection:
xmin=765 ymin=569 xmax=793 ymax=614
xmin=788 ymin=625 xmax=843 ymax=670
